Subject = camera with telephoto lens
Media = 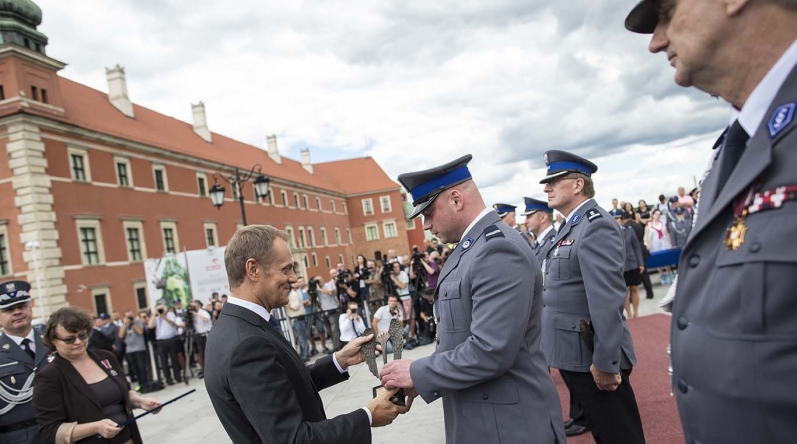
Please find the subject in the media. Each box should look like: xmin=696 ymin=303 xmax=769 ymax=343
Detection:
xmin=183 ymin=305 xmax=196 ymax=332
xmin=336 ymin=269 xmax=352 ymax=286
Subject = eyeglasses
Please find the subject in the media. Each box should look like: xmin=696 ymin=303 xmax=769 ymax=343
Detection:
xmin=55 ymin=331 xmax=89 ymax=344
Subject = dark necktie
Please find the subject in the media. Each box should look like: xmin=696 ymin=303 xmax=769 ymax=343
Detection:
xmin=21 ymin=338 xmax=34 ymax=361
xmin=267 ymin=316 xmax=282 ymax=332
xmin=558 ymin=220 xmax=566 ymax=233
xmin=715 ymin=121 xmax=750 ymax=195
xmin=351 ymin=319 xmax=360 ymax=337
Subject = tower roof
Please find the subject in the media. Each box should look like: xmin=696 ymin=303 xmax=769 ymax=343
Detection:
xmin=0 ymin=0 xmax=42 ymax=28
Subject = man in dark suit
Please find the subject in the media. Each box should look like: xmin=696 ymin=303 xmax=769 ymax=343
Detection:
xmin=381 ymin=155 xmax=565 ymax=444
xmin=0 ymin=280 xmax=50 ymax=444
xmin=205 ymin=225 xmax=406 ymax=444
xmin=626 ymin=1 xmax=797 ymax=442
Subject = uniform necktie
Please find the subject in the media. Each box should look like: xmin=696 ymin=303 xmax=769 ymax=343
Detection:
xmin=715 ymin=121 xmax=750 ymax=195
xmin=558 ymin=220 xmax=566 ymax=233
xmin=267 ymin=316 xmax=281 ymax=332
xmin=21 ymin=338 xmax=34 ymax=361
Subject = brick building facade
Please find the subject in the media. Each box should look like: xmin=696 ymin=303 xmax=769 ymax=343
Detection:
xmin=0 ymin=1 xmax=417 ymax=318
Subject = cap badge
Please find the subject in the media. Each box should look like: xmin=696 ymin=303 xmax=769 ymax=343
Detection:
xmin=0 ymin=294 xmax=9 ymax=302
xmin=768 ymin=102 xmax=795 ymax=139
xmin=5 ymin=283 xmax=14 ymax=293
xmin=543 ymin=153 xmax=549 ymax=165
xmin=461 ymin=237 xmax=473 ymax=251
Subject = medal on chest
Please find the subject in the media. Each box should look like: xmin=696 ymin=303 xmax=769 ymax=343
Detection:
xmin=725 ymin=211 xmax=747 ymax=251
xmin=100 ymin=359 xmax=118 ymax=376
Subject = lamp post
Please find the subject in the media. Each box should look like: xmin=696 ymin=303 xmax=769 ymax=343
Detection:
xmin=25 ymin=241 xmax=45 ymax=322
xmin=209 ymin=165 xmax=270 ymax=226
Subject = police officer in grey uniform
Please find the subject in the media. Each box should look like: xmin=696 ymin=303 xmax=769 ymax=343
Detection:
xmin=626 ymin=1 xmax=797 ymax=442
xmin=0 ymin=280 xmax=49 ymax=444
xmin=381 ymin=155 xmax=565 ymax=444
xmin=521 ymin=197 xmax=558 ymax=261
xmin=539 ymin=150 xmax=645 ymax=444
xmin=495 ymin=203 xmax=535 ymax=247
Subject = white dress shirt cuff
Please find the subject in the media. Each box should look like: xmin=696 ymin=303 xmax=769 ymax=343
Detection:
xmin=332 ymin=352 xmax=347 ymax=374
xmin=362 ymin=407 xmax=373 ymax=425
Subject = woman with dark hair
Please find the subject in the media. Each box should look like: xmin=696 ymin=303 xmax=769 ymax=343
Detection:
xmin=33 ymin=307 xmax=160 ymax=444
xmin=636 ymin=200 xmax=651 ymax=225
xmin=623 ymin=202 xmax=636 ymax=221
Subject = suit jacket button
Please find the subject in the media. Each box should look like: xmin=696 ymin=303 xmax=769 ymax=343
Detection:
xmin=433 ymin=391 xmax=439 ymax=397
xmin=750 ymin=242 xmax=761 ymax=253
xmin=436 ymin=337 xmax=440 ymax=345
xmin=612 ymin=360 xmax=618 ymax=365
xmin=677 ymin=316 xmax=689 ymax=330
xmin=571 ymin=324 xmax=576 ymax=329
xmin=688 ymin=255 xmax=701 ymax=268
xmin=482 ymin=394 xmax=488 ymax=400
xmin=677 ymin=379 xmax=688 ymax=394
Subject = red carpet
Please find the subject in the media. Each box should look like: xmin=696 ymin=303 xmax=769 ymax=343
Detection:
xmin=553 ymin=314 xmax=684 ymax=443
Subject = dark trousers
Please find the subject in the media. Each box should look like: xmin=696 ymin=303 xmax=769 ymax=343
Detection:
xmin=126 ymin=350 xmax=149 ymax=386
xmin=193 ymin=333 xmax=207 ymax=368
xmin=641 ymin=270 xmax=654 ymax=298
xmin=559 ymin=368 xmax=645 ymax=444
xmin=157 ymin=337 xmax=183 ymax=383
xmin=569 ymin=390 xmax=588 ymax=426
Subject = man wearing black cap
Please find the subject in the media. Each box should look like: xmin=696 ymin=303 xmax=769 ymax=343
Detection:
xmin=538 ymin=150 xmax=644 ymax=444
xmin=494 ymin=203 xmax=535 ymax=247
xmin=0 ymin=280 xmax=50 ymax=443
xmin=380 ymin=155 xmax=565 ymax=444
xmin=626 ymin=2 xmax=797 ymax=442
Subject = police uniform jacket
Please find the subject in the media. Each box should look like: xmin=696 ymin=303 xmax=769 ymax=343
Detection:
xmin=410 ymin=211 xmax=565 ymax=444
xmin=0 ymin=330 xmax=48 ymax=444
xmin=540 ymin=199 xmax=637 ymax=374
xmin=533 ymin=227 xmax=558 ymax=262
xmin=671 ymin=62 xmax=797 ymax=444
xmin=621 ymin=225 xmax=644 ymax=271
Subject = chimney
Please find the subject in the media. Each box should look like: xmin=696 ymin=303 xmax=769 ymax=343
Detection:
xmin=106 ymin=65 xmax=134 ymax=118
xmin=267 ymin=135 xmax=281 ymax=164
xmin=192 ymin=102 xmax=212 ymax=143
xmin=300 ymin=148 xmax=313 ymax=174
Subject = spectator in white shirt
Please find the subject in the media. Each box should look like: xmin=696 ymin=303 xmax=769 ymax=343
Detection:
xmin=147 ymin=303 xmax=184 ymax=385
xmin=317 ymin=270 xmax=342 ymax=351
xmin=190 ymin=300 xmax=213 ymax=377
xmin=371 ymin=295 xmax=403 ymax=354
xmin=339 ymin=301 xmax=365 ymax=347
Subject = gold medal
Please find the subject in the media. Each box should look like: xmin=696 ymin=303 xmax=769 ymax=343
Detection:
xmin=725 ymin=211 xmax=747 ymax=251
xmin=10 ymin=376 xmax=15 ymax=385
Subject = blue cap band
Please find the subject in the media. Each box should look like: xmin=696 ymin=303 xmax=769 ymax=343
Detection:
xmin=410 ymin=166 xmax=472 ymax=203
xmin=525 ymin=203 xmax=551 ymax=213
xmin=495 ymin=206 xmax=515 ymax=214
xmin=547 ymin=161 xmax=593 ymax=176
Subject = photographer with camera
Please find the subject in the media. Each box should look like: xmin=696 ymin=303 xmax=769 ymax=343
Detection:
xmin=304 ymin=277 xmax=331 ymax=356
xmin=338 ymin=300 xmax=365 ymax=348
xmin=389 ymin=261 xmax=413 ymax=343
xmin=119 ymin=311 xmax=150 ymax=389
xmin=410 ymin=250 xmax=439 ymax=346
xmin=318 ymin=270 xmax=342 ymax=351
xmin=147 ymin=303 xmax=184 ymax=385
xmin=371 ymin=294 xmax=404 ymax=353
xmin=189 ymin=300 xmax=212 ymax=377
xmin=286 ymin=278 xmax=311 ymax=362
xmin=337 ymin=268 xmax=365 ymax=324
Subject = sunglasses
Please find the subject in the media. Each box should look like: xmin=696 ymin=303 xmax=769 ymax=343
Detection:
xmin=56 ymin=331 xmax=89 ymax=344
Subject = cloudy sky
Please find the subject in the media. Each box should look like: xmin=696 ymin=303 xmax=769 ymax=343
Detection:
xmin=38 ymin=0 xmax=731 ymax=211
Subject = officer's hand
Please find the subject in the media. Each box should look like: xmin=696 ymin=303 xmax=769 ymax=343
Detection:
xmin=380 ymin=359 xmax=414 ymax=389
xmin=367 ymin=388 xmax=409 ymax=427
xmin=639 ymin=266 xmax=645 ymax=273
xmin=405 ymin=387 xmax=419 ymax=412
xmin=335 ymin=334 xmax=374 ymax=370
xmin=590 ymin=364 xmax=621 ymax=391
xmin=94 ymin=419 xmax=122 ymax=438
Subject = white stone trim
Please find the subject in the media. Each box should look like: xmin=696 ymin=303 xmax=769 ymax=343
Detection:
xmin=91 ymin=285 xmax=112 ymax=316
xmin=152 ymin=164 xmax=169 ymax=192
xmin=365 ymin=222 xmax=379 ymax=241
xmin=380 ymin=195 xmax=392 ymax=213
xmin=113 ymin=156 xmax=133 ymax=188
xmin=362 ymin=198 xmax=374 ymax=216
xmin=75 ymin=218 xmax=106 ymax=265
xmin=67 ymin=146 xmax=91 ymax=182
xmin=203 ymin=222 xmax=218 ymax=248
xmin=122 ymin=220 xmax=147 ymax=262
xmin=159 ymin=221 xmax=179 ymax=255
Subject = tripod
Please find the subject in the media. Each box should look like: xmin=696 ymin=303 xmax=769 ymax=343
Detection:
xmin=306 ymin=294 xmax=331 ymax=353
xmin=181 ymin=326 xmax=197 ymax=383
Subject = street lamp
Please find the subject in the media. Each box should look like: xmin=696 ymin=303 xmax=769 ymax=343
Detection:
xmin=210 ymin=165 xmax=270 ymax=226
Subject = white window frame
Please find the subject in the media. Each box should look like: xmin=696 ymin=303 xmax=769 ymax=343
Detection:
xmin=75 ymin=218 xmax=106 ymax=265
xmin=160 ymin=221 xmax=180 ymax=255
xmin=281 ymin=190 xmax=288 ymax=207
xmin=196 ymin=172 xmax=208 ymax=197
xmin=325 ymin=256 xmax=331 ymax=269
xmin=380 ymin=195 xmax=392 ymax=213
xmin=346 ymin=228 xmax=352 ymax=245
xmin=320 ymin=227 xmax=328 ymax=246
xmin=122 ymin=220 xmax=147 ymax=262
xmin=307 ymin=226 xmax=315 ymax=247
xmin=365 ymin=222 xmax=379 ymax=241
xmin=285 ymin=225 xmax=295 ymax=249
xmin=0 ymin=223 xmax=12 ymax=277
xmin=315 ymin=196 xmax=321 ymax=210
xmin=331 ymin=200 xmax=336 ymax=213
xmin=298 ymin=227 xmax=306 ymax=248
xmin=204 ymin=222 xmax=219 ymax=248
xmin=152 ymin=164 xmax=169 ymax=192
xmin=362 ymin=198 xmax=374 ymax=216
xmin=406 ymin=218 xmax=417 ymax=230
xmin=114 ymin=156 xmax=132 ymax=188
xmin=343 ymin=202 xmax=348 ymax=214
xmin=302 ymin=194 xmax=309 ymax=209
xmin=383 ymin=220 xmax=398 ymax=239
xmin=91 ymin=286 xmax=112 ymax=316
xmin=68 ymin=147 xmax=92 ymax=182
xmin=133 ymin=281 xmax=149 ymax=310
xmin=338 ymin=254 xmax=344 ymax=267
xmin=335 ymin=227 xmax=342 ymax=245
xmin=311 ymin=252 xmax=318 ymax=267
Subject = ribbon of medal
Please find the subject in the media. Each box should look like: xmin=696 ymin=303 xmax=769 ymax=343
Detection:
xmin=726 ymin=184 xmax=797 ymax=250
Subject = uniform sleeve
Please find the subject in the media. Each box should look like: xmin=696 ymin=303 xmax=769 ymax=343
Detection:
xmin=631 ymin=232 xmax=644 ymax=268
xmin=410 ymin=238 xmax=533 ymax=402
xmin=580 ymin=219 xmax=627 ymax=374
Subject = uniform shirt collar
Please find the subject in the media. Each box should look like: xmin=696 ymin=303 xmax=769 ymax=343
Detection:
xmin=225 ymin=295 xmax=272 ymax=323
xmin=460 ymin=207 xmax=494 ymax=243
xmin=5 ymin=328 xmax=35 ymax=349
xmin=733 ymin=38 xmax=797 ymax=136
xmin=537 ymin=225 xmax=555 ymax=242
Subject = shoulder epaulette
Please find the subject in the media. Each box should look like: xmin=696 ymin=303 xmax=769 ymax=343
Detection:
xmin=483 ymin=225 xmax=504 ymax=240
xmin=586 ymin=209 xmax=603 ymax=222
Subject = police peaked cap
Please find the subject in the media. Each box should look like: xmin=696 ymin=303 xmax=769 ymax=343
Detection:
xmin=521 ymin=197 xmax=552 ymax=216
xmin=398 ymin=154 xmax=474 ymax=219
xmin=539 ymin=150 xmax=598 ymax=184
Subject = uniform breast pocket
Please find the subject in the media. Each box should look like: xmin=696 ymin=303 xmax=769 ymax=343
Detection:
xmin=551 ymin=247 xmax=572 ymax=281
xmin=438 ymin=279 xmax=467 ymax=332
xmin=0 ymin=362 xmax=27 ymax=388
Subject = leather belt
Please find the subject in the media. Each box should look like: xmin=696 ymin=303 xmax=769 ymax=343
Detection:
xmin=0 ymin=417 xmax=37 ymax=434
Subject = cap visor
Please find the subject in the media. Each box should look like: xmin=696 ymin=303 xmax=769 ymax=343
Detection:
xmin=521 ymin=209 xmax=539 ymax=217
xmin=409 ymin=196 xmax=436 ymax=219
xmin=539 ymin=170 xmax=571 ymax=184
xmin=625 ymin=0 xmax=658 ymax=34
xmin=0 ymin=297 xmax=31 ymax=309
